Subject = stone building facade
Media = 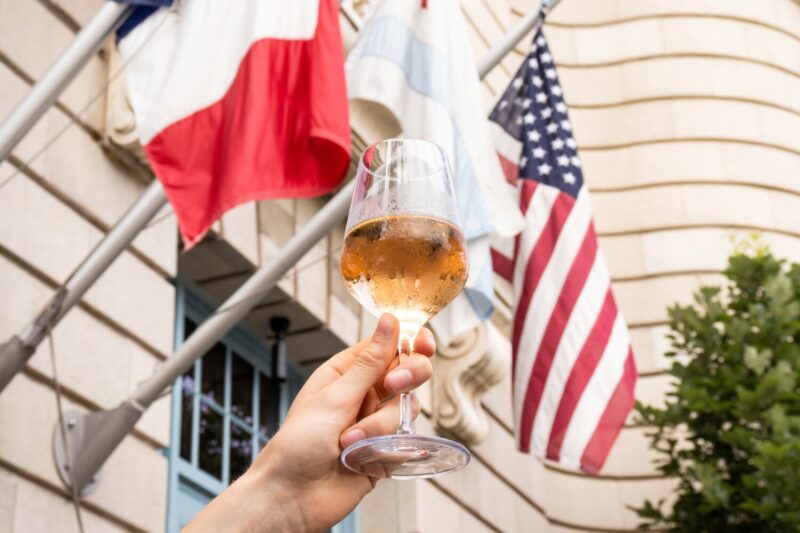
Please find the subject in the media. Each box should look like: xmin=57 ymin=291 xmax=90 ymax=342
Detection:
xmin=0 ymin=0 xmax=797 ymax=531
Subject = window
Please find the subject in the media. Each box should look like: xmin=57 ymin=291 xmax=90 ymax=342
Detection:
xmin=166 ymin=286 xmax=303 ymax=532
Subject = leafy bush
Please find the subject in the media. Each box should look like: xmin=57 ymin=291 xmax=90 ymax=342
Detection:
xmin=635 ymin=242 xmax=800 ymax=531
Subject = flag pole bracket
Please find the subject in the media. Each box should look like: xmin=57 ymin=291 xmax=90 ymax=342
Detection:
xmin=53 ymin=410 xmax=103 ymax=497
xmin=52 ymin=402 xmax=143 ymax=495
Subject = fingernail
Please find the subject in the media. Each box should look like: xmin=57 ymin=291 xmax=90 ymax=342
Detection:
xmin=341 ymin=428 xmax=366 ymax=448
xmin=386 ymin=369 xmax=413 ymax=393
xmin=375 ymin=314 xmax=394 ymax=338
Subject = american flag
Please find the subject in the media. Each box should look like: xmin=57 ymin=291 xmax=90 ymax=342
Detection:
xmin=488 ymin=25 xmax=637 ymax=474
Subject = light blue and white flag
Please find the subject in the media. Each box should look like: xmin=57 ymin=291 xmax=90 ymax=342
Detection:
xmin=346 ymin=0 xmax=524 ymax=344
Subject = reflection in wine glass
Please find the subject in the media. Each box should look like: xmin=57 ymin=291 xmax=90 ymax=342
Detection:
xmin=339 ymin=138 xmax=471 ymax=479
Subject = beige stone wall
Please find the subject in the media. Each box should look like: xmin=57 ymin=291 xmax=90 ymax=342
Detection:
xmin=0 ymin=0 xmax=176 ymax=530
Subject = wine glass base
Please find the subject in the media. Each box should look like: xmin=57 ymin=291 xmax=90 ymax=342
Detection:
xmin=340 ymin=434 xmax=470 ymax=479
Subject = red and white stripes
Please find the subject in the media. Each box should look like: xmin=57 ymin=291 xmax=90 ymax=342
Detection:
xmin=490 ymin=128 xmax=636 ymax=474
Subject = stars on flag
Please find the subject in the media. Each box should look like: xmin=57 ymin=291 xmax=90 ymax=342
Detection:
xmin=487 ymin=25 xmax=583 ymax=197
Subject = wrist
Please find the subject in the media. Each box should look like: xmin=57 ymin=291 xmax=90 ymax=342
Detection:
xmin=245 ymin=464 xmax=309 ymax=532
xmin=183 ymin=465 xmax=308 ymax=533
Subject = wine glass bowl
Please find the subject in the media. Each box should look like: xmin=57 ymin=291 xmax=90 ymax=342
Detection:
xmin=339 ymin=139 xmax=472 ymax=479
xmin=340 ymin=214 xmax=468 ymax=348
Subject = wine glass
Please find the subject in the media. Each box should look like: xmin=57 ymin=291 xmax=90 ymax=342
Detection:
xmin=339 ymin=138 xmax=471 ymax=479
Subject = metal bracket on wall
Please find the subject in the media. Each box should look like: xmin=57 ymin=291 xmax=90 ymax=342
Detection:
xmin=52 ymin=402 xmax=143 ymax=495
xmin=53 ymin=410 xmax=103 ymax=497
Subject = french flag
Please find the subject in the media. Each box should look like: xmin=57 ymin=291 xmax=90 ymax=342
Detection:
xmin=118 ymin=0 xmax=352 ymax=247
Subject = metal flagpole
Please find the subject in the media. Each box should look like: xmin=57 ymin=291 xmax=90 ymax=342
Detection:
xmin=53 ymin=0 xmax=559 ymax=494
xmin=0 ymin=1 xmax=133 ymax=162
xmin=0 ymin=3 xmax=173 ymax=395
xmin=477 ymin=0 xmax=561 ymax=78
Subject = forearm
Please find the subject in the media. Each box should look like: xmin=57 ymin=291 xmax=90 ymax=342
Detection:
xmin=183 ymin=469 xmax=307 ymax=533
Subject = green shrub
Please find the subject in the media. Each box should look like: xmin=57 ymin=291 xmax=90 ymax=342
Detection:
xmin=634 ymin=242 xmax=800 ymax=531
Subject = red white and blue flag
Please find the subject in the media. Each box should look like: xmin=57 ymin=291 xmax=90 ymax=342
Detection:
xmin=117 ymin=0 xmax=351 ymax=247
xmin=489 ymin=24 xmax=637 ymax=474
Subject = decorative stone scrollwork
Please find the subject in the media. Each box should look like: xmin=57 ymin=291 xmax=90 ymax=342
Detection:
xmin=102 ymin=42 xmax=151 ymax=180
xmin=431 ymin=322 xmax=509 ymax=444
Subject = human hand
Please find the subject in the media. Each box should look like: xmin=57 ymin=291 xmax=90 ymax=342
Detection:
xmin=184 ymin=313 xmax=435 ymax=533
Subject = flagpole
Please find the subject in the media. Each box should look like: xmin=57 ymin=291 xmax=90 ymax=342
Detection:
xmin=476 ymin=0 xmax=562 ymax=79
xmin=0 ymin=2 xmax=172 ymax=396
xmin=0 ymin=1 xmax=133 ymax=162
xmin=53 ymin=0 xmax=559 ymax=494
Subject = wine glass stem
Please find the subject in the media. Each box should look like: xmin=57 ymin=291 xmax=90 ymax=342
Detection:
xmin=397 ymin=392 xmax=415 ymax=435
xmin=396 ymin=327 xmax=417 ymax=436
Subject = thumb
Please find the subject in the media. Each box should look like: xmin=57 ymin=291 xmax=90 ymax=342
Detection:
xmin=329 ymin=313 xmax=399 ymax=400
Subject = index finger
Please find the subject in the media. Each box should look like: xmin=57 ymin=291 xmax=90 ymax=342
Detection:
xmin=296 ymin=338 xmax=370 ymax=399
xmin=412 ymin=327 xmax=435 ymax=357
